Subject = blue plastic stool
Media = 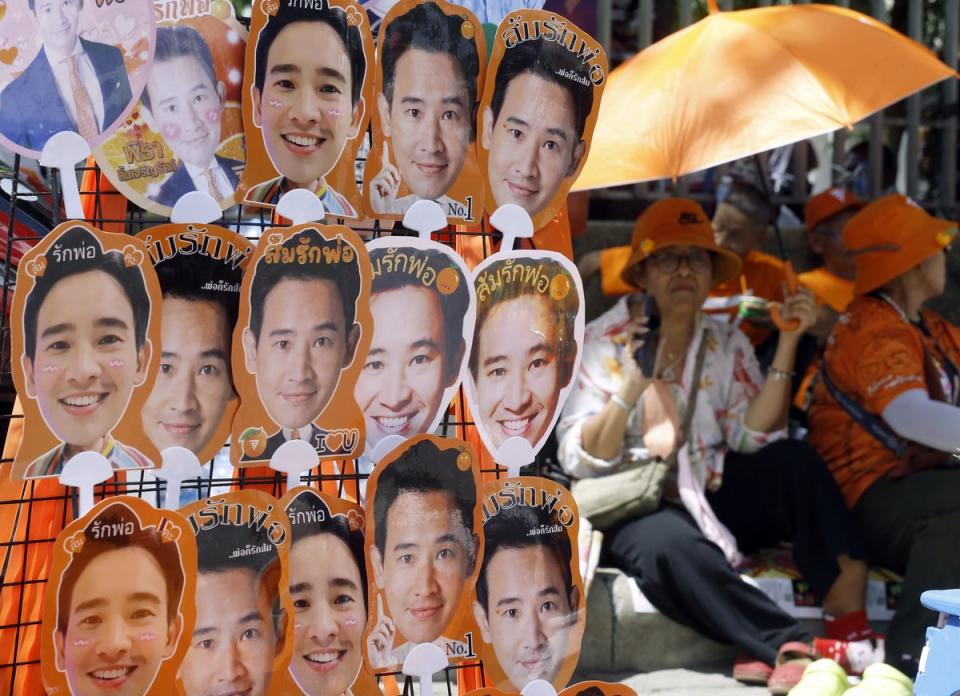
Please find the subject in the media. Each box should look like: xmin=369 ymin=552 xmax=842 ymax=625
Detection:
xmin=915 ymin=589 xmax=960 ymax=695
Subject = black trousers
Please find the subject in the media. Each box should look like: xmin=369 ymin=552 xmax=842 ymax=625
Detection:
xmin=604 ymin=439 xmax=867 ymax=665
xmin=853 ymin=468 xmax=960 ymax=676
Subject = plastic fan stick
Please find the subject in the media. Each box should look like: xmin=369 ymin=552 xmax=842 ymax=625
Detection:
xmin=170 ymin=191 xmax=223 ymax=224
xmin=269 ymin=439 xmax=319 ymax=491
xmin=402 ymin=643 xmax=448 ymax=696
xmin=39 ymin=132 xmax=89 ymax=220
xmin=156 ymin=447 xmax=202 ymax=510
xmin=490 ymin=204 xmax=534 ymax=253
xmin=403 ymin=199 xmax=448 ymax=240
xmin=58 ymin=452 xmax=113 ymax=517
xmin=276 ymin=188 xmax=326 ymax=224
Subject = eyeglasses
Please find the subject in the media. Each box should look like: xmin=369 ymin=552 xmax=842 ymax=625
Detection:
xmin=649 ymin=248 xmax=712 ymax=274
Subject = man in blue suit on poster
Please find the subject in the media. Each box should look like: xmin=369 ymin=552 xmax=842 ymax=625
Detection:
xmin=0 ymin=0 xmax=132 ymax=151
xmin=141 ymin=26 xmax=243 ymax=208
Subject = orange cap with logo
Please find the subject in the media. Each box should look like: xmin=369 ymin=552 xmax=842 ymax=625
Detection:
xmin=804 ymin=187 xmax=864 ymax=233
xmin=620 ymin=198 xmax=741 ymax=290
xmin=843 ymin=193 xmax=957 ymax=295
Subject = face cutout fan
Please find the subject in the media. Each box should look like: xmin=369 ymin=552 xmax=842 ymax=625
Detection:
xmin=463 ymin=206 xmax=585 ymax=476
xmin=277 ymin=487 xmax=377 ymax=696
xmin=179 ymin=490 xmax=294 ymax=696
xmin=10 ymin=222 xmax=163 ymax=481
xmin=363 ymin=0 xmax=486 ymax=224
xmin=362 ymin=435 xmax=483 ymax=674
xmin=472 ymin=476 xmax=585 ymax=693
xmin=239 ymin=0 xmax=373 ymax=216
xmin=135 ymin=224 xmax=254 ymax=465
xmin=231 ymin=222 xmax=373 ymax=466
xmin=42 ymin=497 xmax=197 ymax=696
xmin=478 ymin=10 xmax=607 ymax=231
xmin=357 ymin=231 xmax=475 ymax=463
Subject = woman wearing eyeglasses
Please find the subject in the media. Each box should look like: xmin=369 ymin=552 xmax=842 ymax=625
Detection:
xmin=557 ymin=199 xmax=877 ymax=694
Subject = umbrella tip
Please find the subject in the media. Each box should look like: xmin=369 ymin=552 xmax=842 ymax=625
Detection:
xmin=707 ymin=0 xmax=719 ymax=13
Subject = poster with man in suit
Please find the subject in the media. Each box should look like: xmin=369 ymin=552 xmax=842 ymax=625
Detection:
xmin=0 ymin=0 xmax=153 ymax=156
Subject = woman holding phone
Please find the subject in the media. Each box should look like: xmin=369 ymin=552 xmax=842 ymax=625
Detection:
xmin=557 ymin=199 xmax=876 ymax=693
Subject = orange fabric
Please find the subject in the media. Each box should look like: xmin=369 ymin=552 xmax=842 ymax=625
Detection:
xmin=600 ymin=245 xmax=633 ymax=296
xmin=804 ymin=187 xmax=863 ymax=233
xmin=844 ymin=194 xmax=957 ymax=295
xmin=807 ymin=297 xmax=955 ymax=507
xmin=80 ymin=162 xmax=127 ymax=234
xmin=798 ymin=267 xmax=855 ymax=313
xmin=574 ymin=4 xmax=956 ymax=190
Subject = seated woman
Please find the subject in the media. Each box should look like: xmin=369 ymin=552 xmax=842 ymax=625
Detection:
xmin=557 ymin=198 xmax=875 ymax=693
xmin=808 ymin=194 xmax=960 ymax=680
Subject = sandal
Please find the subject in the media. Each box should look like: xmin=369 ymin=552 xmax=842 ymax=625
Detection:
xmin=786 ymin=658 xmax=849 ymax=696
xmin=767 ymin=641 xmax=820 ymax=695
xmin=732 ymin=652 xmax=773 ymax=684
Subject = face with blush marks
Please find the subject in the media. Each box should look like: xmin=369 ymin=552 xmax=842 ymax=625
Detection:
xmin=143 ymin=54 xmax=227 ymax=169
xmin=22 ymin=270 xmax=150 ymax=456
xmin=288 ymin=532 xmax=366 ymax=696
xmin=55 ymin=546 xmax=179 ymax=696
xmin=253 ymin=20 xmax=364 ymax=189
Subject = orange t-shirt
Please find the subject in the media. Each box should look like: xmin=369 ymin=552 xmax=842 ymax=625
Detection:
xmin=797 ymin=267 xmax=854 ymax=313
xmin=807 ymin=298 xmax=960 ymax=508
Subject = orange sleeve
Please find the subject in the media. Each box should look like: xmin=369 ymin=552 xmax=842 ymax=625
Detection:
xmin=847 ymin=322 xmax=928 ymax=415
xmin=599 ymin=245 xmax=634 ymax=297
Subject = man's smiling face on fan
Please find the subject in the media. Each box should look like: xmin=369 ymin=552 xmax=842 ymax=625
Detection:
xmin=254 ymin=20 xmax=362 ymax=188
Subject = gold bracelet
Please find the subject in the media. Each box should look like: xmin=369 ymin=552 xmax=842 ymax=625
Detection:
xmin=769 ymin=367 xmax=795 ymax=381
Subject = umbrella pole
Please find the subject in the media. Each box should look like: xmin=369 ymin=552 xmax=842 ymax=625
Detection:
xmin=752 ymin=154 xmax=789 ymax=260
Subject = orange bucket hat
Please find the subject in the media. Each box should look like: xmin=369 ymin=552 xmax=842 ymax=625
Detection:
xmin=805 ymin=187 xmax=864 ymax=233
xmin=843 ymin=194 xmax=957 ymax=295
xmin=620 ymin=198 xmax=741 ymax=290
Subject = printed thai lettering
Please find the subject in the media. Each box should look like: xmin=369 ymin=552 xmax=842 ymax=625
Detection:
xmin=500 ymin=14 xmax=605 ymax=86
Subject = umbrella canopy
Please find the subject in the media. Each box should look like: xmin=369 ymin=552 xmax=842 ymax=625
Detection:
xmin=574 ymin=3 xmax=957 ymax=190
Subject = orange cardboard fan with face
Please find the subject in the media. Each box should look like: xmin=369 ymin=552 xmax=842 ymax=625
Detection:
xmin=10 ymin=222 xmax=163 ymax=481
xmin=362 ymin=435 xmax=483 ymax=674
xmin=363 ymin=0 xmax=486 ymax=224
xmin=42 ymin=497 xmax=197 ymax=696
xmin=239 ymin=0 xmax=373 ymax=218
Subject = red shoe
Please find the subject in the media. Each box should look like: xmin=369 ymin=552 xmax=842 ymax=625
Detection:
xmin=732 ymin=653 xmax=773 ymax=684
xmin=767 ymin=641 xmax=820 ymax=695
xmin=814 ymin=635 xmax=886 ymax=676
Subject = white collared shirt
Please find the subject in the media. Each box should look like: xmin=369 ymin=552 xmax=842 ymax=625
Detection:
xmin=185 ymin=159 xmax=232 ymax=201
xmin=47 ymin=40 xmax=106 ymax=132
xmin=282 ymin=426 xmax=310 ymax=442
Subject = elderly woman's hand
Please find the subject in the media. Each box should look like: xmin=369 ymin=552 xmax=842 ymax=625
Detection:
xmin=619 ymin=316 xmax=656 ymax=397
xmin=776 ymin=286 xmax=819 ymax=337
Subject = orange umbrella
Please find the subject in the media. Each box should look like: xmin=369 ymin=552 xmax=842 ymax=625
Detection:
xmin=574 ymin=1 xmax=957 ymax=190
